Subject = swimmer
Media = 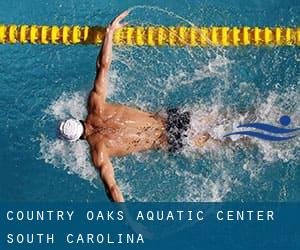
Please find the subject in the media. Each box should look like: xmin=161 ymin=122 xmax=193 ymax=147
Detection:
xmin=58 ymin=11 xmax=211 ymax=202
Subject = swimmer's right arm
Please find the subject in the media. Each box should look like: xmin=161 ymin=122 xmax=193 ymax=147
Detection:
xmin=93 ymin=11 xmax=129 ymax=100
xmin=92 ymin=144 xmax=125 ymax=202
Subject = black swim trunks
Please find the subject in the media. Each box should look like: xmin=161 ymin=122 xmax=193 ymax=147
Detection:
xmin=166 ymin=108 xmax=191 ymax=153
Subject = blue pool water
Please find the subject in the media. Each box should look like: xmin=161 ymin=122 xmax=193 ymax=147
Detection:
xmin=0 ymin=0 xmax=299 ymax=202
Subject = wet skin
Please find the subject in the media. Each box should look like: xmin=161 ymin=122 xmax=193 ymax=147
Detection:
xmin=80 ymin=11 xmax=209 ymax=203
xmin=79 ymin=11 xmax=165 ymax=203
xmin=84 ymin=95 xmax=168 ymax=157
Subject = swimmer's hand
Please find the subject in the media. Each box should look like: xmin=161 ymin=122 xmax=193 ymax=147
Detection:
xmin=107 ymin=10 xmax=129 ymax=33
xmin=94 ymin=11 xmax=129 ymax=101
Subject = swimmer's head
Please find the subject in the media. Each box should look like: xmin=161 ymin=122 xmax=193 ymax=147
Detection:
xmin=57 ymin=118 xmax=84 ymax=142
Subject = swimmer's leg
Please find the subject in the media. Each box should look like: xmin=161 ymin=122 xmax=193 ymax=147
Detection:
xmin=192 ymin=133 xmax=254 ymax=148
xmin=189 ymin=114 xmax=217 ymax=147
xmin=189 ymin=107 xmax=259 ymax=149
xmin=192 ymin=132 xmax=211 ymax=147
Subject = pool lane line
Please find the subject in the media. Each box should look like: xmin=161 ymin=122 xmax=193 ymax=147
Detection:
xmin=0 ymin=25 xmax=299 ymax=46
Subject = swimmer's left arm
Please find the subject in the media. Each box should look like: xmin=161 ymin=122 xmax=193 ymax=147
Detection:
xmin=92 ymin=143 xmax=125 ymax=202
xmin=93 ymin=11 xmax=129 ymax=100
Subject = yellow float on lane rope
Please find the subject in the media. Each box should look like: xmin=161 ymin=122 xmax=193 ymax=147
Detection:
xmin=0 ymin=24 xmax=299 ymax=46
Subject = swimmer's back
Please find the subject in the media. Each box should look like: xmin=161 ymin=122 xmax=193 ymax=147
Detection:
xmin=86 ymin=102 xmax=168 ymax=156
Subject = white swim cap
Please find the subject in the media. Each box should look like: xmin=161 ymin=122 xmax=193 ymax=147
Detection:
xmin=58 ymin=118 xmax=84 ymax=142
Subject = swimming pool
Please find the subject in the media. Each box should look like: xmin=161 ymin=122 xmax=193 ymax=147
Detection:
xmin=0 ymin=0 xmax=299 ymax=202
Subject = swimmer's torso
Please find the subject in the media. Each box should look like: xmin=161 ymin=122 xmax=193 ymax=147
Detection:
xmin=85 ymin=92 xmax=167 ymax=156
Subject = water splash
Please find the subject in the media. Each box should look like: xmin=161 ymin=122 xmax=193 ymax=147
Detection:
xmin=39 ymin=89 xmax=300 ymax=201
xmin=37 ymin=6 xmax=299 ymax=202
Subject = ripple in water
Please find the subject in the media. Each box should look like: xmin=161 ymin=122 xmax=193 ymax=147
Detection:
xmin=39 ymin=6 xmax=299 ymax=202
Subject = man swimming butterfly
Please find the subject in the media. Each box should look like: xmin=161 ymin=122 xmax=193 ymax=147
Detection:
xmin=58 ymin=11 xmax=210 ymax=202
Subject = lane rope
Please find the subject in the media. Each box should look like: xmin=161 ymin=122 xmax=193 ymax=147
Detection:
xmin=0 ymin=25 xmax=299 ymax=46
